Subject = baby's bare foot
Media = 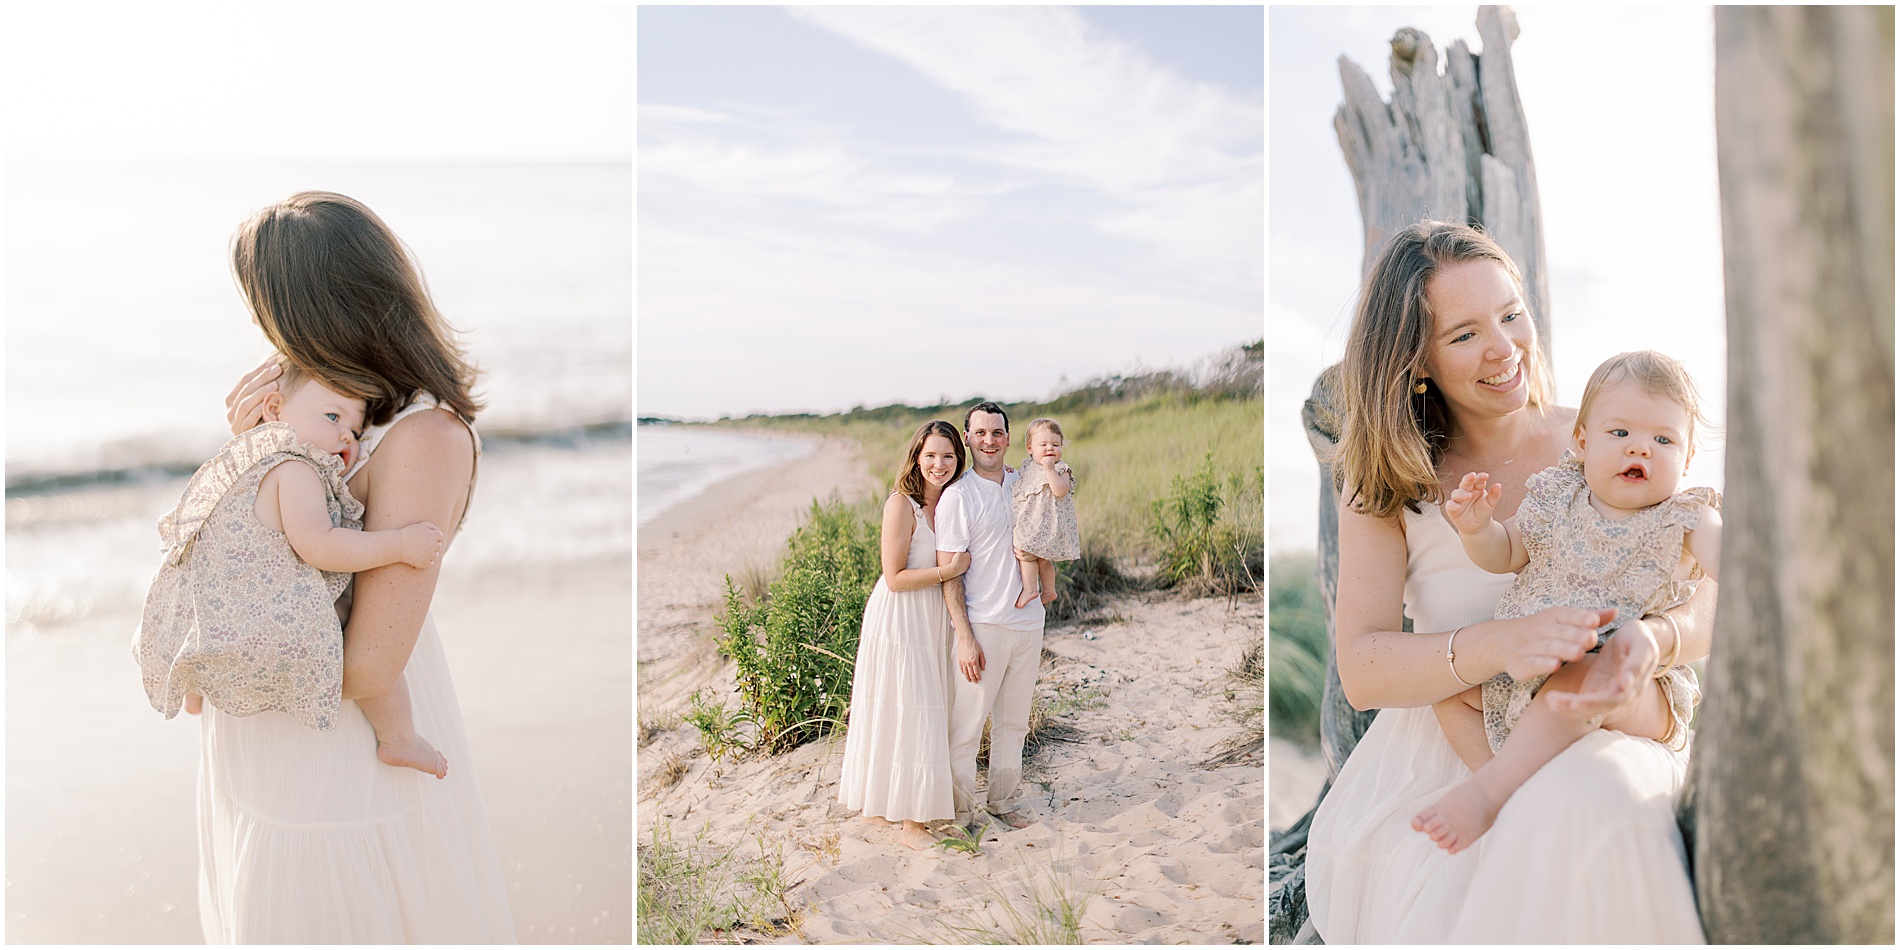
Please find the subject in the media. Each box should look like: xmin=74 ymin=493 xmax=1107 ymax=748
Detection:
xmin=183 ymin=692 xmax=204 ymax=715
xmin=378 ymin=733 xmax=448 ymax=779
xmin=1015 ymin=587 xmax=1039 ymax=609
xmin=1410 ymin=778 xmax=1498 ymax=854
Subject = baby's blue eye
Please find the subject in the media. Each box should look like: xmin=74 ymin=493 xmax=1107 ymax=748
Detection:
xmin=1610 ymin=428 xmax=1629 ymax=437
xmin=325 ymin=413 xmax=340 ymax=422
xmin=1655 ymin=435 xmax=1672 ymax=445
xmin=1503 ymin=310 xmax=1520 ymax=322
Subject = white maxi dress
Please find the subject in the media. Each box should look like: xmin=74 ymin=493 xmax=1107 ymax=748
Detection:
xmin=197 ymin=398 xmax=515 ymax=943
xmin=1306 ymin=503 xmax=1706 ymax=944
xmin=837 ymin=496 xmax=956 ymax=823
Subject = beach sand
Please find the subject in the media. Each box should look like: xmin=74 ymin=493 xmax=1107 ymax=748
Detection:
xmin=637 ymin=438 xmax=1265 ymax=943
xmin=5 ymin=557 xmax=631 ymax=943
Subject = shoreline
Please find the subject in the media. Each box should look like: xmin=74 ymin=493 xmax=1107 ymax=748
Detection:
xmin=635 ymin=437 xmax=1265 ymax=943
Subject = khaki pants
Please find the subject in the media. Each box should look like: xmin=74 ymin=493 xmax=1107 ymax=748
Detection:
xmin=949 ymin=622 xmax=1044 ymax=822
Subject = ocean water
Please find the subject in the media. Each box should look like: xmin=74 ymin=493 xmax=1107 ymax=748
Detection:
xmin=637 ymin=426 xmax=818 ymax=526
xmin=5 ymin=162 xmax=632 ymax=638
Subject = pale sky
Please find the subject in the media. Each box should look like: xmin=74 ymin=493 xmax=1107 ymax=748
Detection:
xmin=3 ymin=5 xmax=632 ymax=161
xmin=1269 ymin=6 xmax=1726 ymax=552
xmin=638 ymin=5 xmax=1265 ymax=419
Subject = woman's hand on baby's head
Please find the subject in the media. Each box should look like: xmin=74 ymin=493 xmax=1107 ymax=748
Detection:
xmin=225 ymin=356 xmax=284 ymax=435
xmin=398 ymin=521 xmax=446 ymax=568
xmin=1445 ymin=472 xmax=1502 ymax=536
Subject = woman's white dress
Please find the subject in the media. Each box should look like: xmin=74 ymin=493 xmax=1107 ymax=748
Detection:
xmin=197 ymin=398 xmax=515 ymax=943
xmin=837 ymin=496 xmax=956 ymax=823
xmin=1306 ymin=502 xmax=1706 ymax=944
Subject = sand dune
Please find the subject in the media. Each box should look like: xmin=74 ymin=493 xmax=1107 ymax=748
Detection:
xmin=636 ymin=437 xmax=1265 ymax=943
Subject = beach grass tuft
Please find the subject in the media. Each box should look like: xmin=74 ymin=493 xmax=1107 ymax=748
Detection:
xmin=1200 ymin=639 xmax=1266 ymax=768
xmin=637 ymin=708 xmax=680 ymax=749
xmin=703 ymin=495 xmax=880 ymax=757
xmin=920 ymin=849 xmax=1094 ymax=944
xmin=641 ymin=751 xmax=690 ymax=799
xmin=637 ymin=823 xmax=803 ymax=944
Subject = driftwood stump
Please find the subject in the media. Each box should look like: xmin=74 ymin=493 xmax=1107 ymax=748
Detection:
xmin=1686 ymin=6 xmax=1895 ymax=943
xmin=1270 ymin=7 xmax=1551 ymax=942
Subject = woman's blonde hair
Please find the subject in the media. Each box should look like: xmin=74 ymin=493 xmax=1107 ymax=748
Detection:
xmin=232 ymin=191 xmax=483 ymax=427
xmin=1334 ymin=220 xmax=1553 ymax=518
xmin=1575 ymin=350 xmax=1708 ymax=448
xmin=895 ymin=420 xmax=966 ymax=505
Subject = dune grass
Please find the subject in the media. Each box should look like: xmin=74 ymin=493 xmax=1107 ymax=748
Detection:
xmin=637 ymin=824 xmax=801 ymax=944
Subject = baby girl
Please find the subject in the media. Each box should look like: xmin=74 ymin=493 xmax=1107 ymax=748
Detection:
xmin=1010 ymin=417 xmax=1080 ymax=609
xmin=1414 ymin=350 xmax=1722 ymax=852
xmin=135 ymin=364 xmax=451 ymax=777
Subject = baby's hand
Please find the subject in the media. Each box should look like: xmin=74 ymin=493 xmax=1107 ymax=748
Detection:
xmin=399 ymin=521 xmax=446 ymax=568
xmin=1445 ymin=472 xmax=1503 ymax=537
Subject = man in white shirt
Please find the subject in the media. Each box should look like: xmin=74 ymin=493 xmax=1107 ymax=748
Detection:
xmin=935 ymin=402 xmax=1045 ymax=829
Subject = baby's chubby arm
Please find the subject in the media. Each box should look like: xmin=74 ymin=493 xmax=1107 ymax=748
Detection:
xmin=1445 ymin=471 xmax=1529 ymax=574
xmin=1047 ymin=460 xmax=1072 ymax=498
xmin=265 ymin=462 xmax=446 ymax=573
xmin=1686 ymin=504 xmax=1723 ymax=583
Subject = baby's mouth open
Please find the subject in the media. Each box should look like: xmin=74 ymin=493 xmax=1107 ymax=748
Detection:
xmin=1618 ymin=463 xmax=1648 ymax=481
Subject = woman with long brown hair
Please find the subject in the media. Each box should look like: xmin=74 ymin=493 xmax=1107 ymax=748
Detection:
xmin=1304 ymin=221 xmax=1711 ymax=942
xmin=202 ymin=192 xmax=513 ymax=942
xmin=837 ymin=421 xmax=972 ymax=850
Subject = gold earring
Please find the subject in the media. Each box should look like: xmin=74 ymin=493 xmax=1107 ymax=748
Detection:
xmin=1413 ymin=380 xmax=1429 ymax=395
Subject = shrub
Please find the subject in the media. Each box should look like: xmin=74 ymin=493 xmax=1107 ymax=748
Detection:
xmin=1268 ymin=552 xmax=1328 ymax=746
xmin=1149 ymin=453 xmax=1263 ymax=595
xmin=709 ymin=496 xmax=881 ymax=756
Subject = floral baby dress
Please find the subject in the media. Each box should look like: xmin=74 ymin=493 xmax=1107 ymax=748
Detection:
xmin=133 ymin=422 xmax=361 ymax=731
xmin=1011 ymin=459 xmax=1080 ymax=561
xmin=1482 ymin=451 xmax=1716 ymax=752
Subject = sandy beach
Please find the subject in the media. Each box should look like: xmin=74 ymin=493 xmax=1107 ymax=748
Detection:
xmin=6 ymin=552 xmax=631 ymax=943
xmin=637 ymin=437 xmax=1265 ymax=943
xmin=1269 ymin=738 xmax=1327 ymax=835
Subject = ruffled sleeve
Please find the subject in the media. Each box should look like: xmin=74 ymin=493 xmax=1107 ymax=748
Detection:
xmin=1664 ymin=486 xmax=1721 ymax=532
xmin=1515 ymin=451 xmax=1586 ymax=547
xmin=156 ymin=424 xmax=361 ymax=563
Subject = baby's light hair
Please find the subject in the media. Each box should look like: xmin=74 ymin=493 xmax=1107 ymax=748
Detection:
xmin=1575 ymin=350 xmax=1708 ymax=448
xmin=1026 ymin=417 xmax=1065 ymax=443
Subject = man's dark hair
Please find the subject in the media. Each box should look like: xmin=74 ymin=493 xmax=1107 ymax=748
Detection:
xmin=963 ymin=401 xmax=1010 ymax=432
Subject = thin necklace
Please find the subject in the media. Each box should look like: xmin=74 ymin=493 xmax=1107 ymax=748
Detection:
xmin=1449 ymin=422 xmax=1534 ymax=469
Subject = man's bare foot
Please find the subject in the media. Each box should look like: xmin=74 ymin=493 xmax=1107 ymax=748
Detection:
xmin=378 ymin=733 xmax=448 ymax=779
xmin=1411 ymin=778 xmax=1498 ymax=854
xmin=991 ymin=808 xmax=1034 ymax=830
xmin=1015 ymin=587 xmax=1039 ymax=609
xmin=899 ymin=821 xmax=935 ymax=850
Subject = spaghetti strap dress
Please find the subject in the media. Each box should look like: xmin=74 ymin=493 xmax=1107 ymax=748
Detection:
xmin=837 ymin=495 xmax=957 ymax=823
xmin=1305 ymin=501 xmax=1705 ymax=944
xmin=196 ymin=395 xmax=516 ymax=943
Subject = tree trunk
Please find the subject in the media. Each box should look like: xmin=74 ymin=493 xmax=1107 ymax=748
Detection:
xmin=1689 ymin=7 xmax=1894 ymax=943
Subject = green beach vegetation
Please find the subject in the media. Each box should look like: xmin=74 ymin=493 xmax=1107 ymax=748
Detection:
xmin=1268 ymin=552 xmax=1327 ymax=748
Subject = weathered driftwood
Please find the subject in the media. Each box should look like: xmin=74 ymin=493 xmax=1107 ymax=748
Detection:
xmin=1684 ymin=7 xmax=1895 ymax=943
xmin=1270 ymin=8 xmax=1551 ymax=942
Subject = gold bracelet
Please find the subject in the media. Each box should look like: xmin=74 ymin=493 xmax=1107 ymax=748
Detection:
xmin=1446 ymin=626 xmax=1477 ymax=688
xmin=1647 ymin=611 xmax=1682 ymax=678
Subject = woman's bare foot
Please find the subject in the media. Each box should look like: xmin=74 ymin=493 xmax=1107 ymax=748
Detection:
xmin=1411 ymin=778 xmax=1498 ymax=854
xmin=378 ymin=733 xmax=448 ymax=779
xmin=862 ymin=815 xmax=896 ymax=827
xmin=899 ymin=820 xmax=935 ymax=851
